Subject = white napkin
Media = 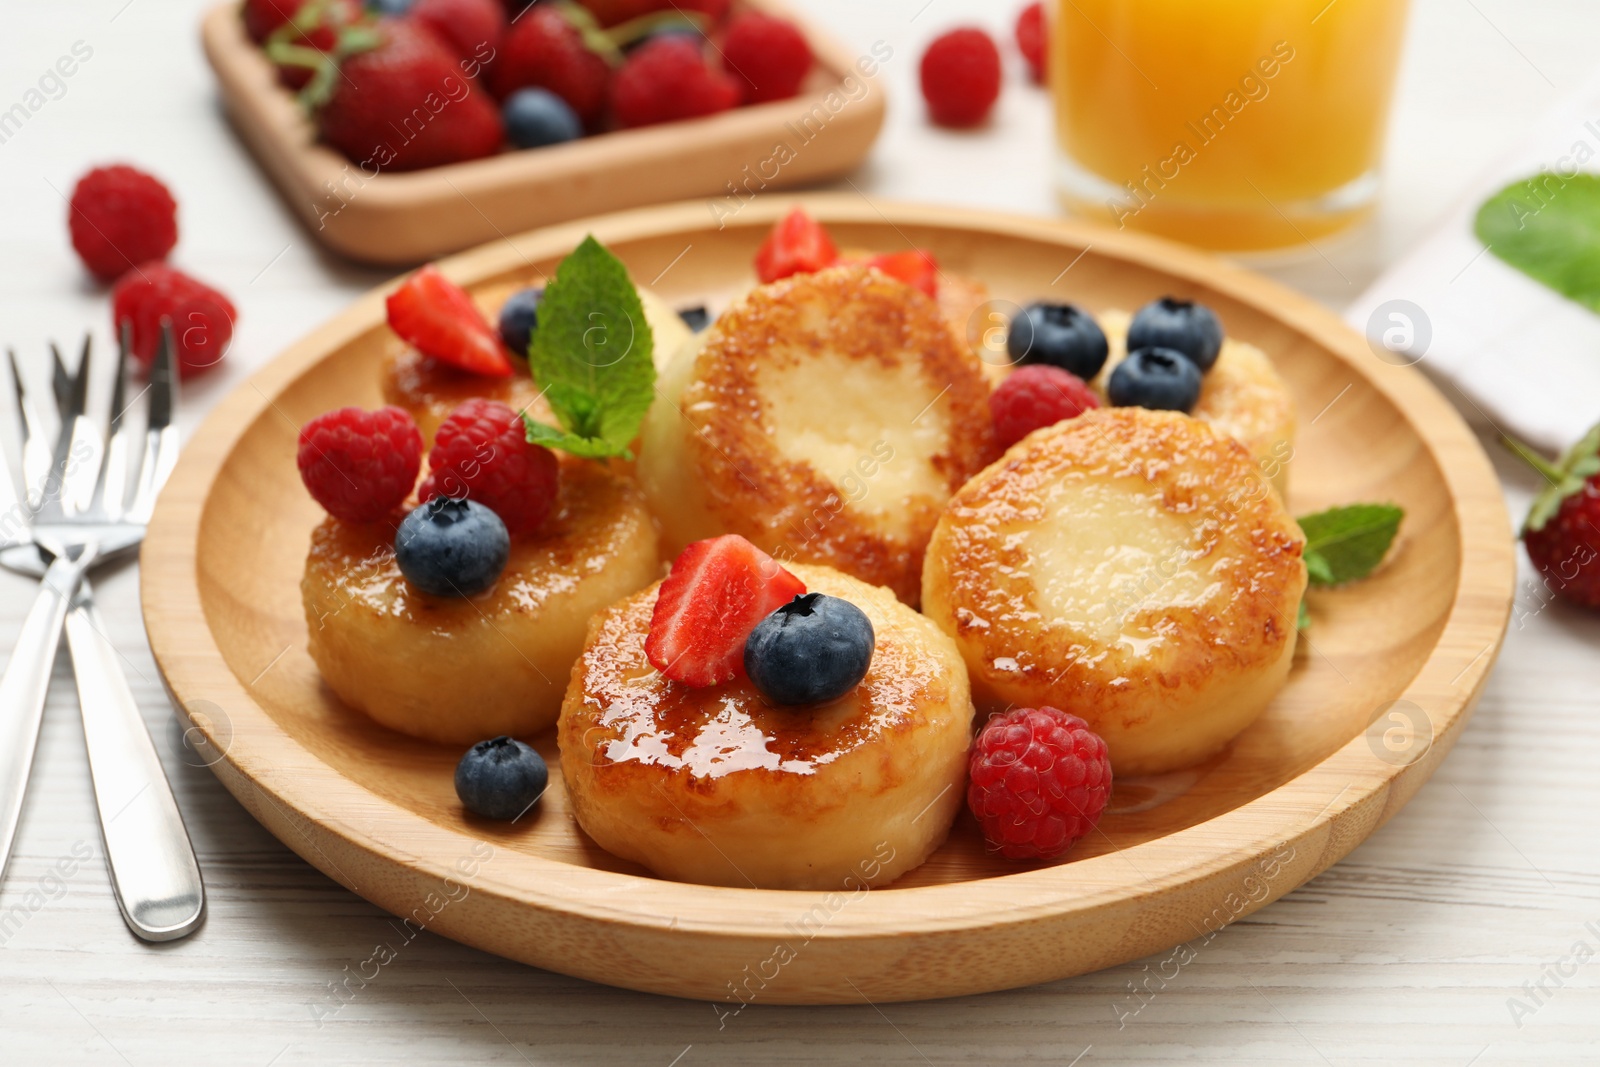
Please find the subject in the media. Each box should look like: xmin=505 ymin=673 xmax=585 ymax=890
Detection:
xmin=1345 ymin=68 xmax=1600 ymax=455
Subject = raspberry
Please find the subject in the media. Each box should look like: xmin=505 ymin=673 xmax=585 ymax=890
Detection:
xmin=989 ymin=364 xmax=1099 ymax=450
xmin=1016 ymin=2 xmax=1046 ymax=83
xmin=110 ymin=263 xmax=237 ymax=379
xmin=492 ymin=5 xmax=611 ymax=128
xmin=611 ymin=36 xmax=740 ymax=129
xmin=419 ymin=399 xmax=559 ymax=536
xmin=298 ymin=406 xmax=424 ymax=523
xmin=919 ymin=27 xmax=1002 ymax=128
xmin=68 ymin=165 xmax=178 ymax=283
xmin=720 ymin=12 xmax=814 ymax=104
xmin=968 ymin=706 xmax=1111 ymax=860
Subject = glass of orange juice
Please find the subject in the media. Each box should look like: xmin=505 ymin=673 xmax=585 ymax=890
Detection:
xmin=1050 ymin=0 xmax=1411 ymax=251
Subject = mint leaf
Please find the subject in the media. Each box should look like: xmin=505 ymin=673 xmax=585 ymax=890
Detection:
xmin=1298 ymin=504 xmax=1404 ymax=587
xmin=1475 ymin=174 xmax=1600 ymax=312
xmin=1296 ymin=598 xmax=1310 ymax=632
xmin=523 ymin=235 xmax=655 ymax=459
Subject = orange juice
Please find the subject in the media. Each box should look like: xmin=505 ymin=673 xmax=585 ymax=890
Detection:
xmin=1050 ymin=0 xmax=1410 ymax=250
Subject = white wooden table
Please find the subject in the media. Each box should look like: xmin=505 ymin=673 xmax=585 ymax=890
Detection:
xmin=2 ymin=1 xmax=1597 ymax=1063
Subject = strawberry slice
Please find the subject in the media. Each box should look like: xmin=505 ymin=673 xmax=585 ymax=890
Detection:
xmin=385 ymin=266 xmax=514 ymax=377
xmin=646 ymin=535 xmax=807 ymax=687
xmin=862 ymin=250 xmax=940 ymax=297
xmin=754 ymin=207 xmax=839 ymax=284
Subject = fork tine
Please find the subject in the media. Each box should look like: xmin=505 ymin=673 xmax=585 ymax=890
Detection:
xmin=128 ymin=320 xmax=179 ymax=523
xmin=49 ymin=342 xmax=72 ymax=419
xmin=7 ymin=348 xmax=52 ymax=509
xmin=46 ymin=334 xmax=103 ymax=519
xmin=91 ymin=328 xmax=133 ymax=519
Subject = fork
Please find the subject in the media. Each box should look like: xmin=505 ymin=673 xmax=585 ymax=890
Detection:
xmin=0 ymin=326 xmax=203 ymax=941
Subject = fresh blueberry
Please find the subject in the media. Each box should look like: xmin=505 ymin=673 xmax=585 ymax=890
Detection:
xmin=1107 ymin=347 xmax=1204 ymax=413
xmin=503 ymin=88 xmax=583 ymax=150
xmin=395 ymin=497 xmax=509 ymax=598
xmin=1127 ymin=296 xmax=1223 ymax=372
xmin=744 ymin=593 xmax=875 ymax=707
xmin=455 ymin=736 xmax=548 ymax=820
xmin=497 ymin=286 xmax=543 ymax=358
xmin=366 ymin=0 xmax=414 ymax=14
xmin=677 ymin=305 xmax=711 ymax=332
xmin=1006 ymin=302 xmax=1109 ymax=380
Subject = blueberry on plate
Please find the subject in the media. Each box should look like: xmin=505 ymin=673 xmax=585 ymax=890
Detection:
xmin=677 ymin=305 xmax=711 ymax=332
xmin=1126 ymin=296 xmax=1223 ymax=372
xmin=366 ymin=0 xmax=413 ymax=14
xmin=1107 ymin=347 xmax=1204 ymax=413
xmin=395 ymin=497 xmax=510 ymax=598
xmin=497 ymin=286 xmax=543 ymax=358
xmin=1006 ymin=302 xmax=1109 ymax=381
xmin=503 ymin=88 xmax=583 ymax=150
xmin=745 ymin=593 xmax=875 ymax=707
xmin=455 ymin=736 xmax=548 ymax=820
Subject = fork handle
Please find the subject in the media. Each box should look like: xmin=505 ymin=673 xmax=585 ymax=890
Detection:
xmin=65 ymin=580 xmax=204 ymax=941
xmin=0 ymin=553 xmax=86 ymax=883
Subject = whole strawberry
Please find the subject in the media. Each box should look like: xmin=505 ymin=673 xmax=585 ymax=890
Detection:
xmin=249 ymin=0 xmax=364 ymax=90
xmin=409 ymin=0 xmax=505 ymax=64
xmin=1510 ymin=425 xmax=1600 ymax=607
xmin=491 ymin=4 xmax=612 ymax=129
xmin=310 ymin=19 xmax=503 ymax=171
xmin=611 ymin=35 xmax=739 ymax=129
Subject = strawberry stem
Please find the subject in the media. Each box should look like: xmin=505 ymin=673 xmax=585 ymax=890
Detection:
xmin=605 ymin=10 xmax=709 ymax=48
xmin=1501 ymin=433 xmax=1566 ymax=485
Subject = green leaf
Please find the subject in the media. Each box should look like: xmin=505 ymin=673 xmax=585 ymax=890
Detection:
xmin=524 ymin=419 xmax=634 ymax=461
xmin=523 ymin=235 xmax=655 ymax=459
xmin=1297 ymin=503 xmax=1404 ymax=588
xmin=1474 ymin=173 xmax=1600 ymax=312
xmin=1296 ymin=598 xmax=1310 ymax=632
xmin=1506 ymin=421 xmax=1600 ymax=534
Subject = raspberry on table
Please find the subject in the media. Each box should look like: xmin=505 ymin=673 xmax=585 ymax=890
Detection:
xmin=419 ymin=398 xmax=560 ymax=537
xmin=919 ymin=27 xmax=1002 ymax=128
xmin=110 ymin=263 xmax=237 ymax=378
xmin=297 ymin=406 xmax=424 ymax=523
xmin=68 ymin=165 xmax=179 ymax=283
xmin=989 ymin=364 xmax=1100 ymax=450
xmin=1015 ymin=2 xmax=1046 ymax=84
xmin=721 ymin=12 xmax=814 ymax=104
xmin=611 ymin=36 xmax=741 ymax=129
xmin=968 ymin=706 xmax=1112 ymax=860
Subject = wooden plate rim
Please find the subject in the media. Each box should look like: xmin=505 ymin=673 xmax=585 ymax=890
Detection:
xmin=142 ymin=195 xmax=1515 ymax=943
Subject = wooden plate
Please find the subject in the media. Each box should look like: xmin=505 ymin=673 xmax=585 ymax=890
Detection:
xmin=142 ymin=197 xmax=1515 ymax=1004
xmin=200 ymin=1 xmax=886 ymax=265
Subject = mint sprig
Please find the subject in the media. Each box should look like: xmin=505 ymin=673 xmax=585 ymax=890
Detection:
xmin=1297 ymin=504 xmax=1404 ymax=587
xmin=522 ymin=236 xmax=655 ymax=460
xmin=1475 ymin=173 xmax=1600 ymax=313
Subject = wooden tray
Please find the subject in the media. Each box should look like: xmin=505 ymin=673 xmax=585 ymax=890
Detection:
xmin=199 ymin=1 xmax=886 ymax=265
xmin=142 ymin=197 xmax=1515 ymax=1004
